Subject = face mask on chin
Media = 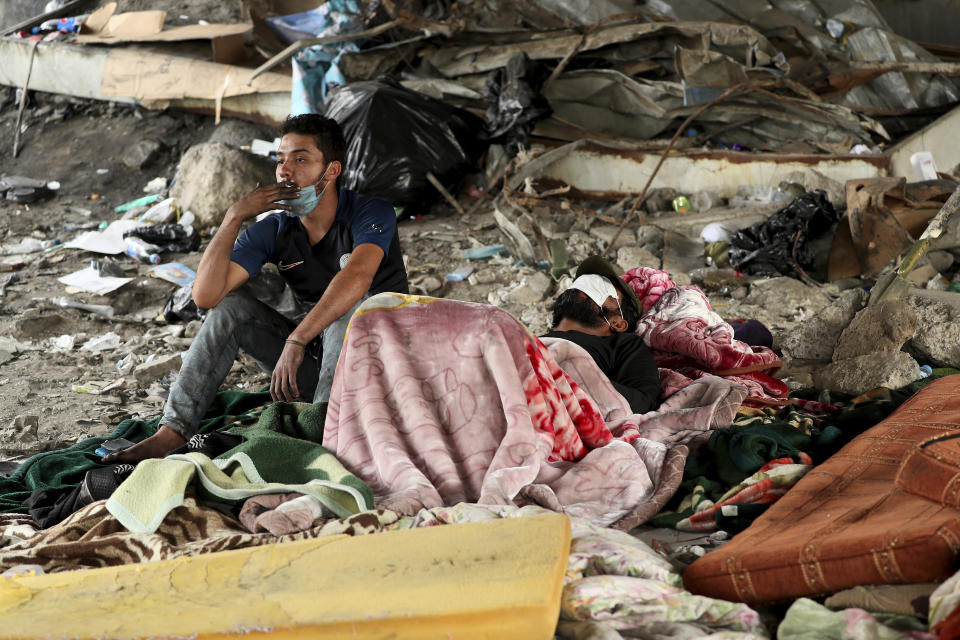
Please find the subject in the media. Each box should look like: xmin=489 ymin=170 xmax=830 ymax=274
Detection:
xmin=280 ymin=163 xmax=332 ymax=218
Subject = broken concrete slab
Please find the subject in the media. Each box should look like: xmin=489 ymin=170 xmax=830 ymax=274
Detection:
xmin=133 ymin=353 xmax=183 ymax=385
xmin=170 ymin=142 xmax=275 ymax=228
xmin=504 ymin=271 xmax=553 ymax=305
xmin=743 ymin=277 xmax=832 ymax=318
xmin=833 ymin=300 xmax=918 ymax=362
xmin=905 ymin=294 xmax=960 ymax=368
xmin=780 ymin=288 xmax=868 ymax=362
xmin=616 ymin=246 xmax=660 ymax=273
xmin=814 ymin=350 xmax=923 ymax=396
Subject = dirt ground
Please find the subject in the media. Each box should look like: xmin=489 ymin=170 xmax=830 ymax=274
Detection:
xmin=0 ymin=0 xmax=818 ymax=468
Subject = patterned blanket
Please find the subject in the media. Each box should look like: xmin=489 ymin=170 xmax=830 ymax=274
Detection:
xmin=322 ymin=293 xmax=747 ymax=529
xmin=622 ymin=268 xmax=787 ymax=404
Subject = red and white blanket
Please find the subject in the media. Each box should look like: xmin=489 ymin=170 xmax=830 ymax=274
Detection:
xmin=623 ymin=268 xmax=788 ymax=405
xmin=323 ymin=294 xmax=747 ymax=529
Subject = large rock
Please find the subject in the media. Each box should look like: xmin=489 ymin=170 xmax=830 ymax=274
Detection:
xmin=780 ymin=289 xmax=868 ymax=362
xmin=171 ymin=143 xmax=275 ymax=228
xmin=906 ymin=294 xmax=960 ymax=368
xmin=814 ymin=350 xmax=922 ymax=395
xmin=206 ymin=118 xmax=277 ymax=149
xmin=744 ymin=277 xmax=832 ymax=317
xmin=833 ymin=300 xmax=917 ymax=362
xmin=504 ymin=271 xmax=554 ymax=305
xmin=616 ymin=246 xmax=660 ymax=272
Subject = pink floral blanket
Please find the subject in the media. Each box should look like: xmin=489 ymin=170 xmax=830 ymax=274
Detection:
xmin=623 ymin=268 xmax=787 ymax=404
xmin=323 ymin=294 xmax=747 ymax=529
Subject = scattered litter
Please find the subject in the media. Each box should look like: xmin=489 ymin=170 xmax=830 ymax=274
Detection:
xmin=80 ymin=332 xmax=123 ymax=352
xmin=149 ymin=262 xmax=196 ymax=287
xmin=445 ymin=266 xmax=474 ymax=282
xmin=56 ymin=297 xmax=115 ymax=320
xmin=49 ymin=334 xmax=76 ymax=351
xmin=910 ymin=151 xmax=939 ymax=181
xmin=123 ymin=237 xmax=161 ymax=264
xmin=114 ymin=194 xmax=161 ymax=214
xmin=136 ymin=197 xmax=179 ymax=224
xmin=65 ymin=220 xmax=142 ymax=255
xmin=57 ymin=266 xmax=132 ymax=295
xmin=728 ymin=191 xmax=839 ymax=277
xmin=143 ymin=177 xmax=168 ymax=193
xmin=124 ymin=223 xmax=199 ymax=253
xmin=462 ymin=245 xmax=508 ymax=260
xmin=250 ymin=138 xmax=279 ymax=157
xmin=0 ymin=237 xmax=50 ymax=255
xmin=163 ymin=285 xmax=202 ymax=322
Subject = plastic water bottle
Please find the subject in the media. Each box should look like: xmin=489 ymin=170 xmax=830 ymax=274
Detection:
xmin=124 ymin=237 xmax=161 ymax=264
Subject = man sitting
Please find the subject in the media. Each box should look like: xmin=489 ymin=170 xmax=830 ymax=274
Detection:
xmin=106 ymin=114 xmax=408 ymax=463
xmin=543 ymin=257 xmax=660 ymax=414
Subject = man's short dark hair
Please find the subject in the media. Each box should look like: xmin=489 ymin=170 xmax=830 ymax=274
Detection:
xmin=279 ymin=114 xmax=347 ymax=186
xmin=552 ymin=285 xmax=640 ymax=333
xmin=552 ymin=289 xmax=605 ymax=330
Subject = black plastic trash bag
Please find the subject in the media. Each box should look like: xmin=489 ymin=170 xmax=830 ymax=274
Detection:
xmin=728 ymin=190 xmax=838 ymax=277
xmin=484 ymin=52 xmax=552 ymax=154
xmin=163 ymin=284 xmax=204 ymax=322
xmin=324 ymin=77 xmax=487 ymax=211
xmin=124 ymin=224 xmax=201 ymax=253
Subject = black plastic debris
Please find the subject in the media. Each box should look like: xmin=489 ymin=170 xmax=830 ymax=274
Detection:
xmin=1 ymin=176 xmax=55 ymax=203
xmin=324 ymin=77 xmax=487 ymax=212
xmin=123 ymin=224 xmax=201 ymax=254
xmin=728 ymin=190 xmax=839 ymax=277
xmin=163 ymin=285 xmax=204 ymax=323
xmin=484 ymin=53 xmax=552 ymax=155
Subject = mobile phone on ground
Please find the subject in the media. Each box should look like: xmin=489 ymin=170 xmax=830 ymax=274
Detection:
xmin=95 ymin=438 xmax=136 ymax=458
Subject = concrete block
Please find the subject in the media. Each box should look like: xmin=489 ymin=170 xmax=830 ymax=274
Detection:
xmin=780 ymin=288 xmax=868 ymax=362
xmin=133 ymin=353 xmax=182 ymax=385
xmin=833 ymin=300 xmax=917 ymax=362
xmin=814 ymin=350 xmax=922 ymax=396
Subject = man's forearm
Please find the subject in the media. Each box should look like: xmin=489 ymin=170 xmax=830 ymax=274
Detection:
xmin=288 ymin=268 xmax=373 ymax=344
xmin=192 ymin=215 xmax=244 ymax=308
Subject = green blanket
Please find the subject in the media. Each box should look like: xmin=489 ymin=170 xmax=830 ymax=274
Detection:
xmin=0 ymin=390 xmax=271 ymax=513
xmin=106 ymin=402 xmax=373 ymax=533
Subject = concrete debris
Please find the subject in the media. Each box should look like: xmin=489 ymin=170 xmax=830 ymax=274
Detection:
xmin=833 ymin=300 xmax=918 ymax=362
xmin=743 ymin=278 xmax=832 ymax=320
xmin=616 ymin=247 xmax=660 ymax=273
xmin=814 ymin=350 xmax=923 ymax=396
xmin=503 ymin=271 xmax=554 ymax=305
xmin=133 ymin=353 xmax=183 ymax=385
xmin=121 ymin=138 xmax=164 ymax=170
xmin=170 ymin=143 xmax=274 ymax=228
xmin=905 ymin=295 xmax=960 ymax=369
xmin=781 ymin=289 xmax=869 ymax=362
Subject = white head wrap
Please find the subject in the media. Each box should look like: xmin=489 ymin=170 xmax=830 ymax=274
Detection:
xmin=569 ymin=274 xmax=618 ymax=309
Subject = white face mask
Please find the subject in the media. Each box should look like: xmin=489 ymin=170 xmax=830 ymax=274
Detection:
xmin=570 ymin=274 xmax=623 ymax=324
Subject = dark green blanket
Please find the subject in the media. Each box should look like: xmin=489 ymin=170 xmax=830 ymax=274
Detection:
xmin=0 ymin=390 xmax=271 ymax=513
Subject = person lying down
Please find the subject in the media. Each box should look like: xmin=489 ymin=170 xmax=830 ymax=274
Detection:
xmin=321 ymin=265 xmax=747 ymax=528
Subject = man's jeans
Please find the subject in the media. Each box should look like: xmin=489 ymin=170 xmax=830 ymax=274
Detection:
xmin=162 ymin=289 xmax=366 ymax=439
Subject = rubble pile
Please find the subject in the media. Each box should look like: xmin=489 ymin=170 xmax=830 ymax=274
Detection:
xmin=0 ymin=0 xmax=959 ymax=457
